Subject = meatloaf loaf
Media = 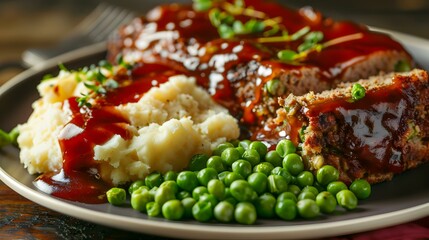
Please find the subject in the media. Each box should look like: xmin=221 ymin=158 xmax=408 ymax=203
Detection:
xmin=277 ymin=69 xmax=429 ymax=184
xmin=107 ymin=0 xmax=413 ymax=142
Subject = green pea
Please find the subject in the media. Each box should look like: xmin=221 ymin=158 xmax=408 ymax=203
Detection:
xmin=275 ymin=199 xmax=297 ymax=220
xmin=241 ymin=149 xmax=260 ymax=167
xmin=313 ymin=180 xmax=326 ymax=193
xmin=192 ymin=186 xmax=209 ymax=201
xmin=297 ymin=199 xmax=320 ymax=219
xmin=207 ymin=179 xmax=226 ymax=200
xmin=249 ymin=141 xmax=268 ymax=157
xmin=177 ymin=171 xmax=199 ymax=192
xmin=146 ymin=202 xmax=161 ymax=217
xmin=277 ymin=192 xmax=297 ymax=203
xmin=207 ymin=156 xmax=225 ymax=172
xmin=155 ymin=186 xmax=176 ymax=206
xmin=253 ymin=162 xmax=274 ymax=176
xmin=283 ymin=153 xmax=304 ymax=176
xmin=192 ymin=200 xmax=213 ymax=222
xmin=223 ymin=172 xmax=244 ymax=187
xmin=316 ymin=165 xmax=339 ymax=186
xmin=229 ymin=139 xmax=240 ymax=147
xmin=188 ymin=154 xmax=209 ymax=171
xmin=149 ymin=186 xmax=158 ymax=199
xmin=162 ymin=199 xmax=184 ymax=220
xmin=163 ymin=171 xmax=178 ymax=182
xmin=131 ymin=187 xmax=153 ymax=212
xmin=247 ymin=172 xmax=268 ymax=195
xmin=255 ymin=193 xmax=276 ymax=218
xmin=197 ymin=168 xmax=218 ymax=186
xmin=218 ymin=170 xmax=231 ymax=183
xmin=238 ymin=140 xmax=251 ymax=150
xmin=234 ymin=202 xmax=257 ymax=225
xmin=265 ymin=150 xmax=282 ymax=167
xmin=271 ymin=167 xmax=293 ymax=184
xmin=160 ymin=180 xmax=179 ymax=194
xmin=296 ymin=171 xmax=314 ymax=188
xmin=145 ymin=172 xmax=163 ymax=189
xmin=221 ymin=147 xmax=241 ymax=166
xmin=214 ymin=201 xmax=235 ymax=223
xmin=276 ymin=139 xmax=296 ymax=157
xmin=128 ymin=180 xmax=145 ymax=195
xmin=297 ymin=191 xmax=316 ymax=201
xmin=224 ymin=197 xmax=238 ymax=206
xmin=349 ymin=179 xmax=371 ymax=200
xmin=213 ymin=142 xmax=235 ymax=156
xmin=301 ymin=186 xmax=319 ymax=196
xmin=176 ymin=190 xmax=191 ymax=200
xmin=106 ymin=187 xmax=126 ymax=206
xmin=230 ymin=180 xmax=257 ymax=202
xmin=236 ymin=146 xmax=245 ymax=156
xmin=336 ymin=190 xmax=358 ymax=210
xmin=232 ymin=159 xmax=252 ymax=178
xmin=199 ymin=193 xmax=219 ymax=207
xmin=326 ymin=181 xmax=348 ymax=196
xmin=288 ymin=184 xmax=301 ymax=196
xmin=268 ymin=175 xmax=289 ymax=195
xmin=181 ymin=197 xmax=196 ymax=218
xmin=316 ymin=191 xmax=337 ymax=214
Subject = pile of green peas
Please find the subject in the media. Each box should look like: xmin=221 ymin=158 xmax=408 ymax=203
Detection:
xmin=106 ymin=139 xmax=371 ymax=224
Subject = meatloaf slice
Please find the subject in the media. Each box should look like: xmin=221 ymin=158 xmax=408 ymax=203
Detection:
xmin=107 ymin=0 xmax=414 ymax=141
xmin=277 ymin=69 xmax=429 ymax=184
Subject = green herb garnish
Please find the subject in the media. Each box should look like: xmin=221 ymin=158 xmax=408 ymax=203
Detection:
xmin=351 ymin=83 xmax=366 ymax=101
xmin=0 ymin=126 xmax=19 ymax=148
xmin=394 ymin=60 xmax=411 ymax=72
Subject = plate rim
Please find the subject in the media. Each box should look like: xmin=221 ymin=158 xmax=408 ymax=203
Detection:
xmin=1 ymin=31 xmax=429 ymax=239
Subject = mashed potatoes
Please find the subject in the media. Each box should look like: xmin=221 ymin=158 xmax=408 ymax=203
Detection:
xmin=18 ymin=70 xmax=239 ymax=185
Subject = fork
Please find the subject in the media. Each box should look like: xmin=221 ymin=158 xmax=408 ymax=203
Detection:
xmin=21 ymin=3 xmax=136 ymax=67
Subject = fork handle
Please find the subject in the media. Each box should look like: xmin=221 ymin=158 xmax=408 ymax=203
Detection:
xmin=21 ymin=35 xmax=99 ymax=67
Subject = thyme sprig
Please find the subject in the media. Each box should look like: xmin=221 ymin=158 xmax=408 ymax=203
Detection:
xmin=75 ymin=61 xmax=121 ymax=108
xmin=192 ymin=0 xmax=364 ymax=64
xmin=277 ymin=33 xmax=364 ymax=63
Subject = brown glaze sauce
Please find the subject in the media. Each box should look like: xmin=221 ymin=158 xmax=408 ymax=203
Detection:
xmin=109 ymin=0 xmax=406 ymax=128
xmin=34 ymin=64 xmax=173 ymax=203
xmin=305 ymin=76 xmax=416 ymax=174
xmin=35 ymin=0 xmax=409 ymax=202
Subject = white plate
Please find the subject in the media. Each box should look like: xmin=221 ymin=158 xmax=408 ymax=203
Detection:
xmin=1 ymin=31 xmax=429 ymax=239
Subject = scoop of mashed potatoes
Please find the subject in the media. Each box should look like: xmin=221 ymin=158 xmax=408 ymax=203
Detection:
xmin=18 ymin=71 xmax=239 ymax=185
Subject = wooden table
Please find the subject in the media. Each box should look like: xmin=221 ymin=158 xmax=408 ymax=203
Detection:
xmin=1 ymin=0 xmax=429 ymax=239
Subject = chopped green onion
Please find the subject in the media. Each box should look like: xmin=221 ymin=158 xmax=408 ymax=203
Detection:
xmin=351 ymin=83 xmax=366 ymax=101
xmin=394 ymin=60 xmax=411 ymax=72
xmin=265 ymin=79 xmax=284 ymax=96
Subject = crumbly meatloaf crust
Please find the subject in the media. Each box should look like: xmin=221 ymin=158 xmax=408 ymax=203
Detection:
xmin=278 ymin=69 xmax=429 ymax=184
